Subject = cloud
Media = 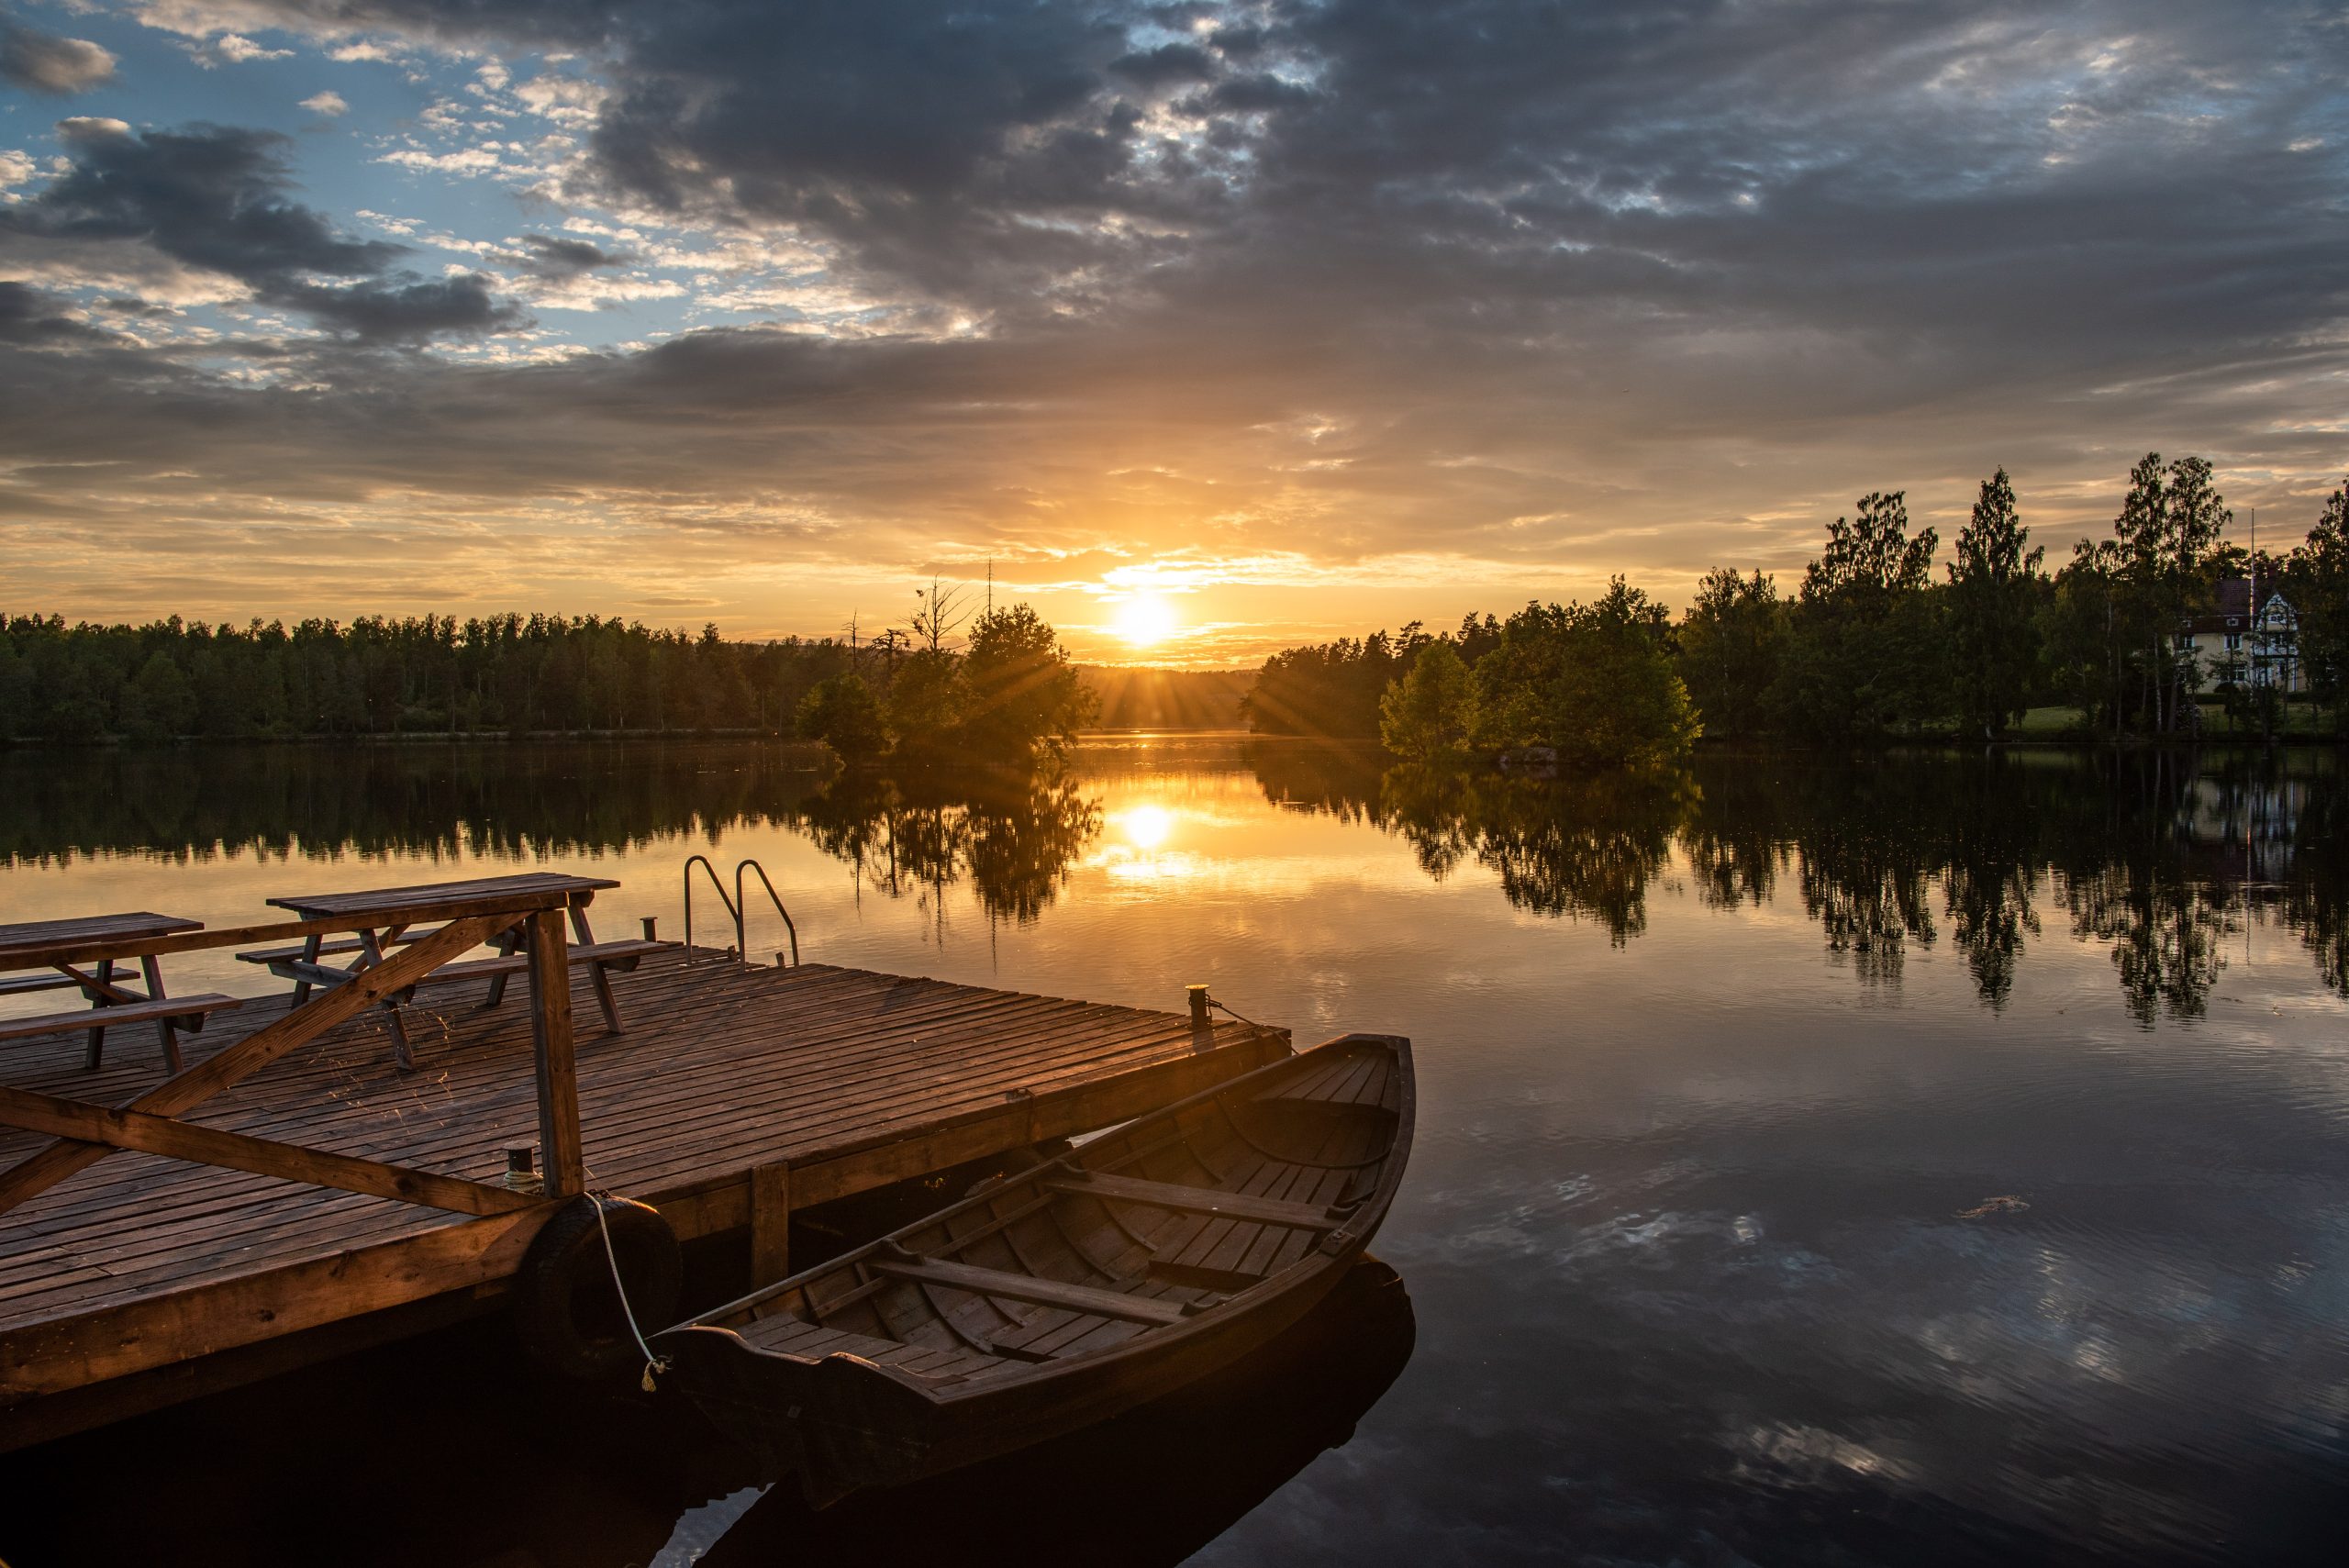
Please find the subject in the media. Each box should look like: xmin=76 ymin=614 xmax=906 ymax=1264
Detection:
xmin=0 ymin=23 xmax=119 ymax=95
xmin=2 ymin=0 xmax=2343 ymax=644
xmin=299 ymin=90 xmax=349 ymax=116
xmin=514 ymin=232 xmax=627 ymax=277
xmin=0 ymin=118 xmax=525 ymax=343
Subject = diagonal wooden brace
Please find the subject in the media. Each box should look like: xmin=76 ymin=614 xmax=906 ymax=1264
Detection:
xmin=0 ymin=1084 xmax=532 ymax=1218
xmin=0 ymin=913 xmax=517 ymax=1218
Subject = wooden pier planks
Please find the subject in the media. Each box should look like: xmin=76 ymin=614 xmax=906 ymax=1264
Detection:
xmin=0 ymin=951 xmax=1286 ymax=1441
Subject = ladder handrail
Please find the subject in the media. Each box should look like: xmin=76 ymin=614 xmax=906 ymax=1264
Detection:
xmin=735 ymin=859 xmax=800 ymax=967
xmin=683 ymin=854 xmax=738 ymax=963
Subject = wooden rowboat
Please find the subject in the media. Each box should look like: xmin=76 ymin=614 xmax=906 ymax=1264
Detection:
xmin=655 ymin=1030 xmax=1415 ymax=1505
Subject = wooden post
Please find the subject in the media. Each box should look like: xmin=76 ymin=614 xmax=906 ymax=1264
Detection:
xmin=527 ymin=907 xmax=585 ymax=1199
xmin=751 ymin=1161 xmax=791 ymax=1286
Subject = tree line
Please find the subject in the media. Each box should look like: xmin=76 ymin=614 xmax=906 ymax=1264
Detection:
xmin=1245 ymin=461 xmax=2349 ymax=761
xmin=0 ymin=612 xmax=859 ymax=744
xmin=0 ymin=592 xmax=1097 ymax=764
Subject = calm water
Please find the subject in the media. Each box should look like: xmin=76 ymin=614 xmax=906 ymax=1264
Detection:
xmin=4 ymin=737 xmax=2347 ymax=1566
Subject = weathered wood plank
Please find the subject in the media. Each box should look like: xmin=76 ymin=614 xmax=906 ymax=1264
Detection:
xmin=866 ymin=1252 xmax=1186 ymax=1326
xmin=0 ymin=1085 xmax=530 ymax=1218
xmin=750 ymin=1161 xmax=790 ymax=1287
xmin=1049 ymin=1171 xmax=1341 ymax=1229
xmin=0 ymin=1206 xmax=555 ymax=1403
xmin=526 ymin=909 xmax=584 ymax=1199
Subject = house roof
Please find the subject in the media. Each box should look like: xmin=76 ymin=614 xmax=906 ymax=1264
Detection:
xmin=2184 ymin=578 xmax=2295 ymax=635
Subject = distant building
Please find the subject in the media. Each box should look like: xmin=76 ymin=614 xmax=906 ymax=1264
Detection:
xmin=2176 ymin=578 xmax=2303 ymax=693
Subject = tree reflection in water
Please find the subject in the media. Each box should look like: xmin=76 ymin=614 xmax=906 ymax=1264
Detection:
xmin=5 ymin=738 xmax=2344 ymax=1022
xmin=786 ymin=766 xmax=1104 ymax=929
xmin=1255 ymin=741 xmax=2349 ymax=1024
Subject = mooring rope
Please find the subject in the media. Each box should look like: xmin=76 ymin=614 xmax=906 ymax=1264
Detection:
xmin=588 ymin=1185 xmax=674 ymax=1393
xmin=1205 ymin=994 xmax=1266 ymax=1030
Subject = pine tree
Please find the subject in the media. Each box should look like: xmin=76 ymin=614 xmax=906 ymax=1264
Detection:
xmin=1947 ymin=468 xmax=2045 ymax=738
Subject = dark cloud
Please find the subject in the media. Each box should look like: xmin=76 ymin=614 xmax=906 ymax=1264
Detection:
xmin=273 ymin=272 xmax=525 ymax=341
xmin=0 ymin=22 xmax=117 ymax=95
xmin=9 ymin=120 xmax=396 ymax=281
xmin=0 ymin=118 xmax=526 ymax=343
xmin=0 ymin=282 xmax=114 ymax=345
xmin=515 ymin=234 xmax=629 ymax=277
xmin=1108 ymin=42 xmax=1218 ymax=87
xmin=5 ymin=0 xmax=2346 ymax=634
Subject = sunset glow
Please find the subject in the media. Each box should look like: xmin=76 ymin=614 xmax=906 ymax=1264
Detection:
xmin=1109 ymin=594 xmax=1179 ymax=650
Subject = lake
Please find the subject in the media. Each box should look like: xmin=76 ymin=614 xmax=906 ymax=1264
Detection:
xmin=3 ymin=737 xmax=2345 ymax=1566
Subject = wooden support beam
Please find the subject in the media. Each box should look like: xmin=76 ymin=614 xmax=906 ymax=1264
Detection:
xmin=751 ymin=1161 xmax=791 ymax=1286
xmin=527 ymin=907 xmax=584 ymax=1199
xmin=0 ymin=1084 xmax=531 ymax=1218
xmin=0 ymin=1206 xmax=558 ymax=1405
xmin=0 ymin=913 xmax=512 ymax=1217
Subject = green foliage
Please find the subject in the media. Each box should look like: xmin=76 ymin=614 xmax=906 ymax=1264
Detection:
xmin=1378 ymin=639 xmax=1478 ymax=760
xmin=796 ymin=673 xmax=889 ymax=762
xmin=0 ymin=612 xmax=862 ymax=744
xmin=1774 ymin=491 xmax=1943 ymax=740
xmin=120 ymin=651 xmax=197 ymax=742
xmin=1473 ymin=581 xmax=1701 ymax=768
xmin=884 ymin=648 xmax=969 ymax=758
xmin=1946 ymin=468 xmax=2046 ymax=738
xmin=1242 ymin=624 xmax=1433 ymax=737
xmin=960 ymin=604 xmax=1097 ymax=760
xmin=2288 ymin=473 xmax=2349 ymax=728
xmin=1675 ymin=568 xmax=1787 ymax=739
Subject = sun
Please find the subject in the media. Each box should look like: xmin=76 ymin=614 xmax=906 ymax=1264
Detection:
xmin=1111 ymin=592 xmax=1178 ymax=648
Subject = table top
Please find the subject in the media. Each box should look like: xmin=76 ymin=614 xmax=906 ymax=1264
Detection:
xmin=266 ymin=873 xmax=619 ymax=920
xmin=0 ymin=912 xmax=203 ymax=962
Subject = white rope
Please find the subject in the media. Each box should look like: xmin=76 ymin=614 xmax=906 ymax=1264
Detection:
xmin=588 ymin=1187 xmax=674 ymax=1392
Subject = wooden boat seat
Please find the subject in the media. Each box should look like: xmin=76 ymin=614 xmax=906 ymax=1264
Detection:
xmin=0 ymin=993 xmax=238 ymax=1044
xmin=868 ymin=1250 xmax=1191 ymax=1327
xmin=1046 ymin=1171 xmax=1347 ymax=1229
xmin=736 ymin=1314 xmax=1007 ymax=1380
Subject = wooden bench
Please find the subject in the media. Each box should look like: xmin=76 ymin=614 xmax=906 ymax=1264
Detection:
xmin=243 ymin=878 xmax=658 ymax=1070
xmin=0 ymin=994 xmax=239 ymax=1048
xmin=231 ymin=927 xmax=450 ymax=967
xmin=1 ymin=911 xmax=213 ymax=1071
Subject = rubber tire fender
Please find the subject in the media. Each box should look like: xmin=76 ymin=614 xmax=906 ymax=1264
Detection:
xmin=512 ymin=1194 xmax=684 ymax=1382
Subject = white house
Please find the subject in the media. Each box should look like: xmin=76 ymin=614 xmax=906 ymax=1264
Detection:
xmin=2177 ymin=578 xmax=2304 ymax=693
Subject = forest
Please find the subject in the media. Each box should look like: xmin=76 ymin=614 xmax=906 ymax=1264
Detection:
xmin=1247 ymin=460 xmax=2349 ymax=760
xmin=0 ymin=595 xmax=1126 ymax=761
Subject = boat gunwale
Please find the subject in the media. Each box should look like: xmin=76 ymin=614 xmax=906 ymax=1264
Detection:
xmin=663 ymin=1031 xmax=1415 ymax=1403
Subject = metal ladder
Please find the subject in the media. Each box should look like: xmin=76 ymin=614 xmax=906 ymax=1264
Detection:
xmin=684 ymin=855 xmax=801 ymax=966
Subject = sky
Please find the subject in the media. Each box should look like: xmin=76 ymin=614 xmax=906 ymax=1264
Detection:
xmin=1 ymin=0 xmax=2344 ymax=666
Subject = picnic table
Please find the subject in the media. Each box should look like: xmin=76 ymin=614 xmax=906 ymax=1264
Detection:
xmin=0 ymin=913 xmax=237 ymax=1072
xmin=240 ymin=873 xmax=666 ymax=1070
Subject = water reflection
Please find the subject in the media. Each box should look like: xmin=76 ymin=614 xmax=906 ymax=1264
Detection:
xmin=1260 ymin=744 xmax=2349 ymax=1022
xmin=5 ymin=741 xmax=2347 ymax=1018
xmin=786 ymin=767 xmax=1103 ymax=926
xmin=0 ymin=742 xmax=834 ymax=864
xmin=699 ymin=1262 xmax=1415 ymax=1568
xmin=0 ymin=1260 xmax=1414 ymax=1568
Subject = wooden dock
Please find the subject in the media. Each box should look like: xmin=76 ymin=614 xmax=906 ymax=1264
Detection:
xmin=0 ymin=931 xmax=1287 ymax=1450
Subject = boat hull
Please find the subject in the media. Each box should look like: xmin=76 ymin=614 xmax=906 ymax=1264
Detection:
xmin=664 ymin=1234 xmax=1370 ymax=1501
xmin=656 ymin=1030 xmax=1414 ymax=1506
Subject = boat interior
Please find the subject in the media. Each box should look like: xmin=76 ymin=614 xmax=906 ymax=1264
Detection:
xmin=703 ymin=1040 xmax=1408 ymax=1384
